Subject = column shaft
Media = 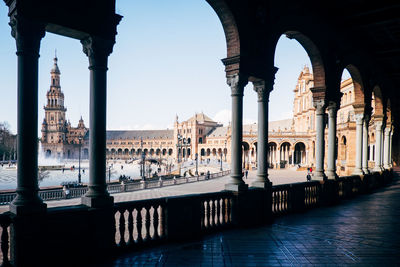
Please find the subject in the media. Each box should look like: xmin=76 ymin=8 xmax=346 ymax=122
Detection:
xmin=326 ymin=103 xmax=337 ymax=179
xmin=374 ymin=121 xmax=383 ymax=171
xmin=225 ymin=74 xmax=248 ymax=191
xmin=353 ymin=114 xmax=364 ymax=175
xmin=383 ymin=127 xmax=390 ymax=169
xmin=389 ymin=129 xmax=394 ymax=167
xmin=252 ymin=80 xmax=271 ymax=187
xmin=314 ymin=101 xmax=326 ymax=180
xmin=10 ymin=17 xmax=46 ymax=214
xmin=362 ymin=118 xmax=369 ymax=173
xmin=81 ymin=37 xmax=114 ymax=207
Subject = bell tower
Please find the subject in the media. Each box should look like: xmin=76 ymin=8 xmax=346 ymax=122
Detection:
xmin=41 ymin=55 xmax=67 ymax=144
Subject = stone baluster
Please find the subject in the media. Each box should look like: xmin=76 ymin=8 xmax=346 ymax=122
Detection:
xmin=326 ymin=102 xmax=338 ymax=179
xmin=9 ymin=15 xmax=47 ymax=215
xmin=373 ymin=120 xmax=384 ymax=171
xmin=362 ymin=115 xmax=370 ymax=174
xmin=313 ymin=100 xmax=326 ymax=180
xmin=353 ymin=113 xmax=364 ymax=175
xmin=225 ymin=74 xmax=248 ymax=191
xmin=81 ymin=37 xmax=115 ymax=207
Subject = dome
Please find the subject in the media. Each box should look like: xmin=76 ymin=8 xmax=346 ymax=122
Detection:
xmin=51 ymin=57 xmax=61 ymax=74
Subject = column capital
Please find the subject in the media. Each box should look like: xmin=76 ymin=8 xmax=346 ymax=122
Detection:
xmin=81 ymin=36 xmax=115 ymax=70
xmin=252 ymin=80 xmax=272 ymax=102
xmin=9 ymin=15 xmax=46 ymax=56
xmin=326 ymin=101 xmax=338 ymax=117
xmin=384 ymin=126 xmax=391 ymax=135
xmin=375 ymin=120 xmax=383 ymax=129
xmin=227 ymin=73 xmax=248 ymax=96
xmin=354 ymin=113 xmax=364 ymax=125
xmin=313 ymin=100 xmax=326 ymax=115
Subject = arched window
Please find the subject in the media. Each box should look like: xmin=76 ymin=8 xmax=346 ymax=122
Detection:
xmin=199 ymin=137 xmax=203 ymax=144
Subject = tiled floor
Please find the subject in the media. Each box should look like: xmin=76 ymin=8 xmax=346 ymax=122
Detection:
xmin=98 ymin=170 xmax=400 ymax=266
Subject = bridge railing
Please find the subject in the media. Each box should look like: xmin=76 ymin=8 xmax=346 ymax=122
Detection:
xmin=0 ymin=170 xmax=231 ymax=205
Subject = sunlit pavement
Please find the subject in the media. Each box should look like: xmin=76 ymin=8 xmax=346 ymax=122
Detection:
xmin=0 ymin=169 xmax=307 ymax=212
xmin=98 ymin=169 xmax=400 ymax=266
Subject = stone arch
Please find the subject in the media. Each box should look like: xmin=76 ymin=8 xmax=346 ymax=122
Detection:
xmin=117 ymin=148 xmax=122 ymax=155
xmin=372 ymin=86 xmax=384 ymax=117
xmin=206 ymin=148 xmax=211 ymax=156
xmin=212 ymin=148 xmax=217 ymax=156
xmin=131 ymin=148 xmax=135 ymax=155
xmin=168 ymin=148 xmax=173 ymax=156
xmin=386 ymin=99 xmax=392 ymax=125
xmin=273 ymin=31 xmax=326 ymax=90
xmin=206 ymin=0 xmax=240 ymax=57
xmin=162 ymin=148 xmax=167 ymax=156
xmin=343 ymin=65 xmax=366 ymax=108
xmin=201 ymin=148 xmax=205 ymax=156
xmin=340 ymin=135 xmax=347 ymax=161
xmin=124 ymin=148 xmax=129 ymax=155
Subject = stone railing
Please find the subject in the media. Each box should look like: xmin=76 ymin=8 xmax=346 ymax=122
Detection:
xmin=113 ymin=191 xmax=235 ymax=249
xmin=0 ymin=170 xmax=394 ymax=266
xmin=0 ymin=170 xmax=231 ymax=205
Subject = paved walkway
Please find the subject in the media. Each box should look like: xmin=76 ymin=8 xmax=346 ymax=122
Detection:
xmin=0 ymin=169 xmax=308 ymax=212
xmin=96 ymin=169 xmax=400 ymax=266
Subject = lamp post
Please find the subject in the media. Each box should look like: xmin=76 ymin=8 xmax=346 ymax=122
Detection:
xmin=195 ymin=153 xmax=198 ymax=175
xmin=224 ymin=140 xmax=227 ymax=162
xmin=220 ymin=150 xmax=223 ymax=171
xmin=140 ymin=137 xmax=145 ymax=180
xmin=177 ymin=134 xmax=182 ymax=163
xmin=78 ymin=136 xmax=82 ymax=184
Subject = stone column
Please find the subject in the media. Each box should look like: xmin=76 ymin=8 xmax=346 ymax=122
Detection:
xmin=252 ymin=80 xmax=271 ymax=188
xmin=383 ymin=126 xmax=391 ymax=169
xmin=225 ymin=74 xmax=248 ymax=191
xmin=353 ymin=113 xmax=364 ymax=175
xmin=9 ymin=16 xmax=46 ymax=214
xmin=314 ymin=100 xmax=326 ymax=180
xmin=362 ymin=116 xmax=370 ymax=174
xmin=81 ymin=37 xmax=115 ymax=207
xmin=326 ymin=102 xmax=338 ymax=179
xmin=373 ymin=120 xmax=383 ymax=171
xmin=389 ymin=127 xmax=394 ymax=167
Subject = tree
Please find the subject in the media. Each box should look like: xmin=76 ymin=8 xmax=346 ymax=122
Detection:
xmin=0 ymin=122 xmax=16 ymax=162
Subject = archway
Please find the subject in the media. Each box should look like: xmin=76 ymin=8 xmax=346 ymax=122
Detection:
xmin=294 ymin=142 xmax=306 ymax=165
xmin=279 ymin=142 xmax=291 ymax=168
xmin=268 ymin=142 xmax=278 ymax=168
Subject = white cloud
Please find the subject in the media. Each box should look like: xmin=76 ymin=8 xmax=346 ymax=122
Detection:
xmin=213 ymin=109 xmax=231 ymax=126
xmin=108 ymin=124 xmax=158 ymax=130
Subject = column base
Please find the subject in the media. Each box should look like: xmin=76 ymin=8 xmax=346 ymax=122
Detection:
xmin=313 ymin=170 xmax=326 ymax=181
xmin=251 ymin=180 xmax=272 ymax=189
xmin=9 ymin=194 xmax=47 ymax=215
xmin=9 ymin=201 xmax=47 ymax=216
xmin=362 ymin=168 xmax=370 ymax=174
xmin=352 ymin=169 xmax=364 ymax=176
xmin=225 ymin=183 xmax=248 ymax=192
xmin=325 ymin=170 xmax=338 ymax=180
xmin=81 ymin=195 xmax=114 ymax=208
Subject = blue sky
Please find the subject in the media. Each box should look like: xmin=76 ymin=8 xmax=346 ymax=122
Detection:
xmin=0 ymin=1 xmax=315 ymax=134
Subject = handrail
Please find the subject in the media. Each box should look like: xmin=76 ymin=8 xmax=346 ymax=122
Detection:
xmin=0 ymin=169 xmax=231 ymax=205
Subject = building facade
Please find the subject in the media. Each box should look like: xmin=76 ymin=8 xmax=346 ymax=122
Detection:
xmin=41 ymin=61 xmax=378 ymax=175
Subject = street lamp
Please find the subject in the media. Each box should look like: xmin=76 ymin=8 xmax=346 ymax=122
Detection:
xmin=140 ymin=137 xmax=145 ymax=180
xmin=78 ymin=136 xmax=82 ymax=184
xmin=195 ymin=153 xmax=198 ymax=175
xmin=177 ymin=134 xmax=182 ymax=163
xmin=224 ymin=140 xmax=227 ymax=162
xmin=220 ymin=150 xmax=223 ymax=171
